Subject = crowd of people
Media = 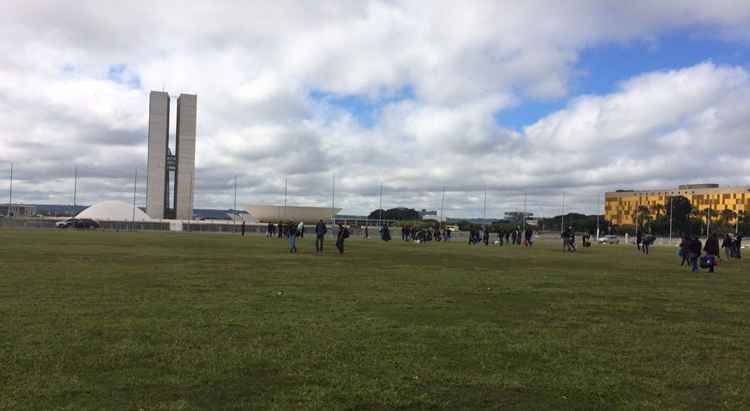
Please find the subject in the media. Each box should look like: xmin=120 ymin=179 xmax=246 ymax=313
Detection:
xmin=400 ymin=224 xmax=452 ymax=243
xmin=260 ymin=220 xmax=744 ymax=274
xmin=465 ymin=226 xmax=534 ymax=247
xmin=677 ymin=232 xmax=742 ymax=273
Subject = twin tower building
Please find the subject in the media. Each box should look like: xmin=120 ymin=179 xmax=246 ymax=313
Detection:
xmin=146 ymin=91 xmax=197 ymax=220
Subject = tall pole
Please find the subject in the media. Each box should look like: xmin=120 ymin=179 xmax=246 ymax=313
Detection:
xmin=596 ymin=194 xmax=600 ymax=241
xmin=736 ymin=211 xmax=740 ymax=235
xmin=131 ymin=168 xmax=138 ymax=231
xmin=378 ymin=182 xmax=383 ymax=227
xmin=283 ymin=176 xmax=288 ymax=221
xmin=522 ymin=192 xmax=527 ymax=233
xmin=484 ymin=188 xmax=488 ymax=220
xmin=440 ymin=186 xmax=446 ymax=225
xmin=330 ymin=174 xmax=335 ymax=225
xmin=669 ymin=196 xmax=673 ymax=245
xmin=7 ymin=163 xmax=13 ymax=217
xmin=233 ymin=175 xmax=238 ymax=223
xmin=561 ymin=192 xmax=565 ymax=234
xmin=73 ymin=166 xmax=78 ymax=211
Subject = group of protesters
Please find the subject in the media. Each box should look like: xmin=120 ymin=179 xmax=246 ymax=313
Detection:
xmin=467 ymin=226 xmax=534 ymax=247
xmin=264 ymin=220 xmax=349 ymax=255
xmin=678 ymin=232 xmax=743 ymax=273
xmin=635 ymin=230 xmax=657 ymax=255
xmin=402 ymin=224 xmax=452 ymax=243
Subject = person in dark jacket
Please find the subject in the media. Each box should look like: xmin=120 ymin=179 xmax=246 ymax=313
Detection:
xmin=483 ymin=227 xmax=490 ymax=246
xmin=315 ymin=219 xmax=327 ymax=253
xmin=641 ymin=234 xmax=655 ymax=255
xmin=688 ymin=236 xmax=702 ymax=272
xmin=721 ymin=234 xmax=733 ymax=259
xmin=702 ymin=234 xmax=720 ymax=273
xmin=704 ymin=233 xmax=720 ymax=257
xmin=336 ymin=224 xmax=349 ymax=254
xmin=381 ymin=224 xmax=391 ymax=241
xmin=562 ymin=226 xmax=576 ymax=252
xmin=678 ymin=235 xmax=689 ymax=266
xmin=287 ymin=221 xmax=298 ymax=254
xmin=241 ymin=221 xmax=246 ymax=237
xmin=636 ymin=230 xmax=642 ymax=251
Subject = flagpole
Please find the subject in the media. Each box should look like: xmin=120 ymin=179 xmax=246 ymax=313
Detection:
xmin=669 ymin=196 xmax=673 ymax=245
xmin=440 ymin=186 xmax=446 ymax=224
xmin=561 ymin=192 xmax=565 ymax=234
xmin=482 ymin=187 xmax=487 ymax=220
xmin=131 ymin=168 xmax=138 ymax=231
xmin=596 ymin=194 xmax=600 ymax=241
xmin=330 ymin=174 xmax=335 ymax=225
xmin=378 ymin=182 xmax=383 ymax=227
xmin=7 ymin=162 xmax=13 ymax=217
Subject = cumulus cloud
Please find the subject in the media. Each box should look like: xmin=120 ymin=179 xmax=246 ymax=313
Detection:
xmin=1 ymin=1 xmax=750 ymax=217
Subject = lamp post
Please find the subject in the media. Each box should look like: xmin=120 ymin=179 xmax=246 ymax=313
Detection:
xmin=7 ymin=162 xmax=13 ymax=217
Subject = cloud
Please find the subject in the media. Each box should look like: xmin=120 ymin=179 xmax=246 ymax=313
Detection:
xmin=1 ymin=1 xmax=750 ymax=217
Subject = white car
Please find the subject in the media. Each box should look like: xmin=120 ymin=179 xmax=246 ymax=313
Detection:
xmin=598 ymin=235 xmax=620 ymax=245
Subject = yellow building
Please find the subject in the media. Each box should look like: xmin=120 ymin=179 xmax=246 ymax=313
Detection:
xmin=605 ymin=184 xmax=750 ymax=226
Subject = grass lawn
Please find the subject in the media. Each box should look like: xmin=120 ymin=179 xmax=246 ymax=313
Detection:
xmin=0 ymin=228 xmax=748 ymax=410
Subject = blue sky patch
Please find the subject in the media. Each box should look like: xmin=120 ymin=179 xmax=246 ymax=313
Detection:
xmin=310 ymin=86 xmax=414 ymax=127
xmin=107 ymin=64 xmax=141 ymax=89
xmin=493 ymin=28 xmax=750 ymax=131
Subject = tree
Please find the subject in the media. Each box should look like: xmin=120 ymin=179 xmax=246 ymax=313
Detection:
xmin=667 ymin=196 xmax=693 ymax=235
xmin=367 ymin=207 xmax=420 ymax=221
xmin=719 ymin=208 xmax=736 ymax=229
xmin=653 ymin=203 xmax=665 ymax=220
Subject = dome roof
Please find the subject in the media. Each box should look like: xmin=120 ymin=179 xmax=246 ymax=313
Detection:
xmin=243 ymin=204 xmax=341 ymax=224
xmin=75 ymin=201 xmax=152 ymax=221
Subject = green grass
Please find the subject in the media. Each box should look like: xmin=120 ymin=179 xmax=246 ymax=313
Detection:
xmin=0 ymin=229 xmax=748 ymax=410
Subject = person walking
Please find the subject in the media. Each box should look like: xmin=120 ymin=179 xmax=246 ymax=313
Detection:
xmin=315 ymin=219 xmax=327 ymax=253
xmin=241 ymin=221 xmax=246 ymax=237
xmin=336 ymin=223 xmax=349 ymax=254
xmin=288 ymin=221 xmax=298 ymax=254
xmin=524 ymin=228 xmax=533 ymax=247
xmin=483 ymin=227 xmax=490 ymax=246
xmin=636 ymin=230 xmax=642 ymax=251
xmin=678 ymin=235 xmax=689 ymax=266
xmin=704 ymin=233 xmax=720 ymax=260
xmin=562 ymin=226 xmax=576 ymax=252
xmin=722 ymin=234 xmax=733 ymax=259
xmin=364 ymin=225 xmax=369 ymax=239
xmin=688 ymin=236 xmax=702 ymax=272
xmin=381 ymin=224 xmax=391 ymax=241
xmin=734 ymin=234 xmax=743 ymax=259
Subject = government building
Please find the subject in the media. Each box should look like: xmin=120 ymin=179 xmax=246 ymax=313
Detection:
xmin=604 ymin=184 xmax=750 ymax=226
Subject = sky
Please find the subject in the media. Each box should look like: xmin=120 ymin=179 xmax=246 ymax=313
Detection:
xmin=2 ymin=0 xmax=750 ymax=218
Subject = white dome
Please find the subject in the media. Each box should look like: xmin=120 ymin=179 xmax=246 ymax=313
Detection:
xmin=75 ymin=201 xmax=152 ymax=221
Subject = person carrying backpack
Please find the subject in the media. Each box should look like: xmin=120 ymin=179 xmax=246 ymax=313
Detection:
xmin=336 ymin=223 xmax=349 ymax=254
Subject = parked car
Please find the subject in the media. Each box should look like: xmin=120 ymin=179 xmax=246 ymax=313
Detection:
xmin=57 ymin=218 xmax=100 ymax=229
xmin=56 ymin=218 xmax=76 ymax=228
xmin=74 ymin=218 xmax=100 ymax=229
xmin=598 ymin=234 xmax=620 ymax=245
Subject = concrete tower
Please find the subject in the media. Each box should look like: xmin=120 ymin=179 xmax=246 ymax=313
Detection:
xmin=146 ymin=91 xmax=170 ymax=219
xmin=145 ymin=91 xmax=197 ymax=220
xmin=174 ymin=94 xmax=197 ymax=220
